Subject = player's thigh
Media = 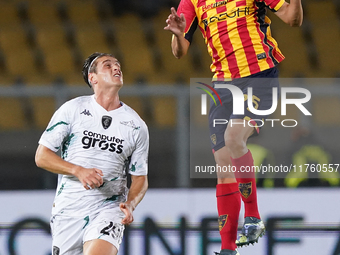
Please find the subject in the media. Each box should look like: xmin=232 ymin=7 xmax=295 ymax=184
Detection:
xmin=83 ymin=239 xmax=118 ymax=255
xmin=208 ymin=80 xmax=259 ymax=153
xmin=208 ymin=89 xmax=233 ymax=153
xmin=225 ymin=71 xmax=280 ymax=152
xmin=224 ymin=118 xmax=255 ymax=154
xmin=51 ymin=215 xmax=84 ymax=255
xmin=83 ymin=207 xmax=125 ymax=254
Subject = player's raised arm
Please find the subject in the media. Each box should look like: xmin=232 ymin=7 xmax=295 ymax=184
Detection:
xmin=164 ymin=7 xmax=190 ymax=59
xmin=275 ymin=0 xmax=303 ymax=27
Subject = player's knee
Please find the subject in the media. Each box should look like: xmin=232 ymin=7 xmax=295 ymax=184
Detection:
xmin=224 ymin=134 xmax=246 ymax=153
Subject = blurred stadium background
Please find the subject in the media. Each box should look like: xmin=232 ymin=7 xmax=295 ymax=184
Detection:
xmin=0 ymin=0 xmax=339 ymax=254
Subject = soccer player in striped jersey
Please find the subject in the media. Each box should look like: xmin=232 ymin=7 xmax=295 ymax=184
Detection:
xmin=165 ymin=1 xmax=302 ymax=254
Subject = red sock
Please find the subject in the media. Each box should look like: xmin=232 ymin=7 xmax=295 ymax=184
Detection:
xmin=232 ymin=150 xmax=261 ymax=219
xmin=216 ymin=182 xmax=241 ymax=250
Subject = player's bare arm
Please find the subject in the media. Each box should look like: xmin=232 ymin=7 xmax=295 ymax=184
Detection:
xmin=35 ymin=144 xmax=103 ymax=190
xmin=120 ymin=175 xmax=148 ymax=225
xmin=275 ymin=0 xmax=303 ymax=27
xmin=164 ymin=7 xmax=190 ymax=59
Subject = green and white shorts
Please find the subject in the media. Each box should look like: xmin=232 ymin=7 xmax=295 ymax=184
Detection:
xmin=50 ymin=207 xmax=125 ymax=255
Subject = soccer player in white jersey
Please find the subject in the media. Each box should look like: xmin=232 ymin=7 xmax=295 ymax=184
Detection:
xmin=35 ymin=52 xmax=149 ymax=255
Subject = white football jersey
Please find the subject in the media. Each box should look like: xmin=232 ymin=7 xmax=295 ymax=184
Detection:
xmin=39 ymin=95 xmax=149 ymax=217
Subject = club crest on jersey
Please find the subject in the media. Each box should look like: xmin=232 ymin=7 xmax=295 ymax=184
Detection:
xmin=102 ymin=116 xmax=112 ymax=129
xmin=218 ymin=214 xmax=228 ymax=231
xmin=239 ymin=182 xmax=252 ymax=199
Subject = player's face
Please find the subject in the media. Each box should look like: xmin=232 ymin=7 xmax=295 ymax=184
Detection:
xmin=94 ymin=56 xmax=123 ymax=88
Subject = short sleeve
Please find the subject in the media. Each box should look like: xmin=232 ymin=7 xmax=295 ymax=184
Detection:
xmin=38 ymin=103 xmax=71 ymax=152
xmin=258 ymin=0 xmax=285 ymax=12
xmin=177 ymin=0 xmax=198 ymax=43
xmin=128 ymin=121 xmax=149 ymax=176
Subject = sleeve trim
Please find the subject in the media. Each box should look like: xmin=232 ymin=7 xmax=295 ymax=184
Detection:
xmin=38 ymin=140 xmax=59 ymax=152
xmin=273 ymin=0 xmax=285 ymax=12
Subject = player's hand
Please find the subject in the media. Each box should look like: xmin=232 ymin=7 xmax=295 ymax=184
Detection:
xmin=164 ymin=7 xmax=186 ymax=36
xmin=119 ymin=202 xmax=134 ymax=225
xmin=73 ymin=166 xmax=104 ymax=190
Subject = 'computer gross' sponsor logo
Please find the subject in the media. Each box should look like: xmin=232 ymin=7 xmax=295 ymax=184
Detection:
xmin=82 ymin=130 xmax=124 ymax=154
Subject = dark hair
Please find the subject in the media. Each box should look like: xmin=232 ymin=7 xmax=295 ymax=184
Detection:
xmin=82 ymin=52 xmax=115 ymax=88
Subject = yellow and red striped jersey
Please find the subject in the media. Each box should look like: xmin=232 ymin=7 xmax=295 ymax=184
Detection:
xmin=177 ymin=0 xmax=285 ymax=80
